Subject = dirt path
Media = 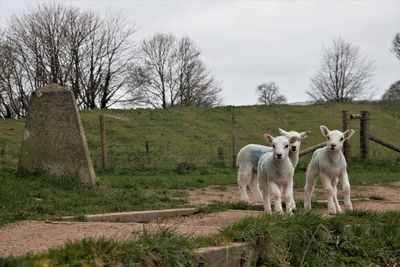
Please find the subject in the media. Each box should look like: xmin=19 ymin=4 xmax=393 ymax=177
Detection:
xmin=0 ymin=210 xmax=262 ymax=256
xmin=186 ymin=184 xmax=400 ymax=211
xmin=1 ymin=184 xmax=400 ymax=257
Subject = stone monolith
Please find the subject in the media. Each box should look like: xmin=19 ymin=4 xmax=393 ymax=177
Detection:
xmin=18 ymin=83 xmax=96 ymax=185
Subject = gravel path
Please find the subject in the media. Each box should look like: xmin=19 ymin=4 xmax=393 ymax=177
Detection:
xmin=2 ymin=184 xmax=400 ymax=257
xmin=0 ymin=210 xmax=262 ymax=256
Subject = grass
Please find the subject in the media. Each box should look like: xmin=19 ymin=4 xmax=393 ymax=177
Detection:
xmin=368 ymin=195 xmax=386 ymax=200
xmin=101 ymin=168 xmax=235 ymax=190
xmin=0 ymin=159 xmax=399 ymax=226
xmin=0 ymin=227 xmax=198 ymax=267
xmin=1 ymin=104 xmax=399 ymax=264
xmin=216 ymin=210 xmax=400 ymax=266
xmin=1 ymin=103 xmax=400 ymax=171
xmin=2 ymin=211 xmax=400 ymax=266
xmin=0 ymin=169 xmax=189 ymax=226
xmin=197 ymin=200 xmax=264 ymax=213
xmin=0 ymin=167 xmax=239 ymax=226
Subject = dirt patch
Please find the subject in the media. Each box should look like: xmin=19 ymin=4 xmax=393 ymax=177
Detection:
xmin=2 ymin=184 xmax=400 ymax=257
xmin=0 ymin=210 xmax=261 ymax=257
xmin=353 ymin=201 xmax=400 ymax=211
xmin=186 ymin=184 xmax=400 ymax=206
xmin=162 ymin=210 xmax=262 ymax=227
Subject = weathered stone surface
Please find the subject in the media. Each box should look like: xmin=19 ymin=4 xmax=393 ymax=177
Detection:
xmin=18 ymin=83 xmax=96 ymax=185
xmin=195 ymin=243 xmax=259 ymax=267
xmin=61 ymin=208 xmax=199 ymax=222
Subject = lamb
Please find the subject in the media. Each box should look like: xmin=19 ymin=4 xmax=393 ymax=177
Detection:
xmin=257 ymin=134 xmax=299 ymax=214
xmin=304 ymin=125 xmax=355 ymax=215
xmin=236 ymin=129 xmax=309 ymax=203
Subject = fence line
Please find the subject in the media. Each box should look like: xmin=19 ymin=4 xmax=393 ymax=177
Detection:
xmin=1 ymin=110 xmax=399 ymax=172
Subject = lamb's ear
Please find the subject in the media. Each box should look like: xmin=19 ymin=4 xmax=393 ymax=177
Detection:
xmin=279 ymin=128 xmax=289 ymax=136
xmin=343 ymin=129 xmax=355 ymax=140
xmin=320 ymin=125 xmax=330 ymax=137
xmin=263 ymin=134 xmax=274 ymax=145
xmin=289 ymin=136 xmax=299 ymax=144
xmin=300 ymin=131 xmax=311 ymax=140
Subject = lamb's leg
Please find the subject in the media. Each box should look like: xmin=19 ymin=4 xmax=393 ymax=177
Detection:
xmin=340 ymin=170 xmax=353 ymax=211
xmin=280 ymin=185 xmax=285 ymax=206
xmin=304 ymin=167 xmax=318 ymax=210
xmin=270 ymin=183 xmax=283 ymax=214
xmin=284 ymin=179 xmax=295 ymax=214
xmin=331 ymin=177 xmax=342 ymax=213
xmin=261 ymin=182 xmax=271 ymax=214
xmin=250 ymin=171 xmax=263 ymax=203
xmin=237 ymin=166 xmax=251 ymax=202
xmin=321 ymin=174 xmax=337 ymax=215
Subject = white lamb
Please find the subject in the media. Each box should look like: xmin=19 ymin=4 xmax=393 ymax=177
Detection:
xmin=257 ymin=134 xmax=299 ymax=214
xmin=304 ymin=125 xmax=355 ymax=215
xmin=236 ymin=129 xmax=309 ymax=203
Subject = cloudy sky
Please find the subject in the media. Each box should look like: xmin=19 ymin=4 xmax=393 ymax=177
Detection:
xmin=1 ymin=0 xmax=399 ymax=105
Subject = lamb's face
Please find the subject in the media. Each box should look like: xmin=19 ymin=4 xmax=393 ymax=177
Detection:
xmin=264 ymin=134 xmax=299 ymax=160
xmin=320 ymin=125 xmax=355 ymax=152
xmin=279 ymin=129 xmax=310 ymax=152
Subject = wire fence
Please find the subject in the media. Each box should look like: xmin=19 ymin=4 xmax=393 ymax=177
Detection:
xmin=1 ymin=110 xmax=399 ymax=172
xmin=91 ymin=143 xmax=234 ymax=172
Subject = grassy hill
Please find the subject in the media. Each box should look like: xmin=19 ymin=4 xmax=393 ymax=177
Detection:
xmin=0 ymin=103 xmax=399 ymax=171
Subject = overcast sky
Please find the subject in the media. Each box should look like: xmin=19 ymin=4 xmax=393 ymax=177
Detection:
xmin=1 ymin=0 xmax=399 ymax=105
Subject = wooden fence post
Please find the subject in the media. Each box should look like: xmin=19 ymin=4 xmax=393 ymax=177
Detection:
xmin=100 ymin=114 xmax=107 ymax=169
xmin=231 ymin=112 xmax=237 ymax=168
xmin=217 ymin=146 xmax=225 ymax=167
xmin=145 ymin=141 xmax=150 ymax=165
xmin=342 ymin=110 xmax=351 ymax=159
xmin=360 ymin=111 xmax=370 ymax=161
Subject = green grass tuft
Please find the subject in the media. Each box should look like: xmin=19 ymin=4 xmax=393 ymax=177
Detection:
xmin=197 ymin=201 xmax=264 ymax=214
xmin=0 ymin=227 xmax=198 ymax=267
xmin=219 ymin=210 xmax=400 ymax=266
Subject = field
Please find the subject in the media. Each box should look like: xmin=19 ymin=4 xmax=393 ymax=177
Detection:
xmin=0 ymin=103 xmax=400 ymax=266
xmin=1 ymin=103 xmax=400 ymax=171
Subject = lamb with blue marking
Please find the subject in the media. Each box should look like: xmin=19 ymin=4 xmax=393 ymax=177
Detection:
xmin=304 ymin=125 xmax=355 ymax=215
xmin=257 ymin=134 xmax=299 ymax=214
xmin=236 ymin=129 xmax=309 ymax=203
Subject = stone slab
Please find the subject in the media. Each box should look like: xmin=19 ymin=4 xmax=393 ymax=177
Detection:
xmin=195 ymin=243 xmax=258 ymax=267
xmin=61 ymin=208 xmax=199 ymax=223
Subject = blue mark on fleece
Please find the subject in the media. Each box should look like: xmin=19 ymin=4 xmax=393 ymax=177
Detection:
xmin=250 ymin=149 xmax=267 ymax=168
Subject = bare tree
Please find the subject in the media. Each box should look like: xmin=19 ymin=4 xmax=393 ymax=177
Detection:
xmin=307 ymin=38 xmax=375 ymax=103
xmin=0 ymin=2 xmax=135 ymax=117
xmin=0 ymin=35 xmax=29 ymax=118
xmin=392 ymin=33 xmax=400 ymax=60
xmin=382 ymin=80 xmax=400 ymax=102
xmin=77 ymin=14 xmax=135 ymax=109
xmin=130 ymin=33 xmax=176 ymax=109
xmin=255 ymin=82 xmax=287 ymax=105
xmin=175 ymin=37 xmax=221 ymax=107
xmin=128 ymin=34 xmax=221 ymax=109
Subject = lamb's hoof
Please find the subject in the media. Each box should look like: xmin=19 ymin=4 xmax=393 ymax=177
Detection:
xmin=344 ymin=203 xmax=353 ymax=211
xmin=328 ymin=209 xmax=337 ymax=215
